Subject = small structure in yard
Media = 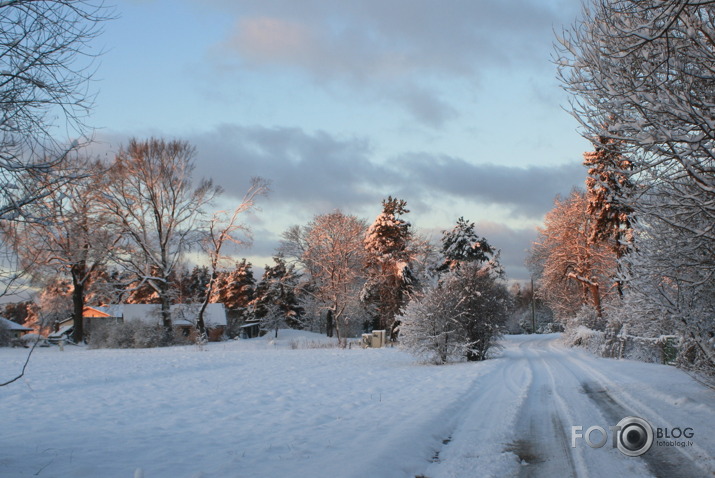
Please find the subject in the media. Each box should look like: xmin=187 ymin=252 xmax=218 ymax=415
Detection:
xmin=361 ymin=330 xmax=386 ymax=348
xmin=238 ymin=321 xmax=263 ymax=339
xmin=81 ymin=303 xmax=228 ymax=341
xmin=0 ymin=316 xmax=33 ymax=341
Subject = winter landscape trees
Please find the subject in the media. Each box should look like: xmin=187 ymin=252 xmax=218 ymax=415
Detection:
xmin=537 ymin=0 xmax=715 ymax=370
xmin=101 ymin=138 xmax=222 ymax=339
xmin=399 ymin=217 xmax=510 ymax=364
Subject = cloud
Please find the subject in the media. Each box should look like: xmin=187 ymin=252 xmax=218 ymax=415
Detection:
xmin=393 ymin=152 xmax=584 ymax=217
xmin=92 ymin=125 xmax=580 ymax=280
xmin=205 ymin=0 xmax=580 ymax=127
xmin=187 ymin=124 xmax=397 ymax=212
xmin=91 ymin=126 xmax=584 ymax=222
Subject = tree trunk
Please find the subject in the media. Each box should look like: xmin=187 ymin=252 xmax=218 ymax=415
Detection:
xmin=160 ymin=293 xmax=173 ymax=344
xmin=590 ymin=283 xmax=602 ymax=318
xmin=326 ymin=309 xmax=333 ymax=337
xmin=71 ymin=271 xmax=85 ymax=344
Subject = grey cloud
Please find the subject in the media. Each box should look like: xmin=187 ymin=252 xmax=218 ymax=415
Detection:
xmin=188 ymin=124 xmax=397 ymax=211
xmin=92 ymin=126 xmax=584 ymax=221
xmin=394 ymin=153 xmax=584 ymax=217
xmin=204 ymin=0 xmax=580 ymax=128
xmin=390 ymin=85 xmax=459 ymax=129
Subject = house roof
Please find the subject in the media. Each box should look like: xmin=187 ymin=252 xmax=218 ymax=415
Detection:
xmin=84 ymin=305 xmax=125 ymax=318
xmin=0 ymin=316 xmax=33 ymax=332
xmin=84 ymin=303 xmax=227 ymax=327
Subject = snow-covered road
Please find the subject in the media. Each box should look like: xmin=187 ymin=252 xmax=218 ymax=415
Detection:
xmin=425 ymin=334 xmax=715 ymax=478
xmin=1 ymin=332 xmax=714 ymax=477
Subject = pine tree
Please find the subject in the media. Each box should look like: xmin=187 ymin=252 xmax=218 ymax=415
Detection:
xmin=583 ymin=135 xmax=634 ymax=257
xmin=252 ymin=257 xmax=303 ymax=337
xmin=439 ymin=217 xmax=493 ymax=272
xmin=214 ymin=259 xmax=255 ymax=311
xmin=363 ymin=196 xmax=415 ymax=337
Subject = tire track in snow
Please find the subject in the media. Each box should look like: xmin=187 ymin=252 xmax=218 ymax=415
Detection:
xmin=551 ymin=342 xmax=715 ymax=477
xmin=506 ymin=341 xmax=582 ymax=478
xmin=421 ymin=351 xmax=535 ymax=478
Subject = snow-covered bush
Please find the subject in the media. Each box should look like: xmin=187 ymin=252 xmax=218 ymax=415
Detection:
xmin=399 ymin=261 xmax=509 ymax=364
xmin=89 ymin=320 xmax=175 ymax=349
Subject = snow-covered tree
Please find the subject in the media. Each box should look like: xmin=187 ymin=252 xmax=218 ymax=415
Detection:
xmin=0 ymin=1 xmax=110 ymax=222
xmin=102 ymin=138 xmax=221 ymax=339
xmin=281 ymin=211 xmax=367 ymax=346
xmin=400 ymin=261 xmax=509 ymax=364
xmin=214 ymin=260 xmax=255 ymax=310
xmin=614 ymin=190 xmax=715 ymax=368
xmin=583 ymin=135 xmax=634 ymax=255
xmin=252 ymin=256 xmax=303 ymax=338
xmin=3 ymin=158 xmax=119 ymax=342
xmin=528 ymin=190 xmax=617 ymax=322
xmin=509 ymin=282 xmax=556 ymax=334
xmin=557 ymin=0 xmax=715 ymax=366
xmin=213 ymin=259 xmax=256 ymax=338
xmin=438 ymin=217 xmax=493 ymax=272
xmin=363 ymin=196 xmax=415 ymax=336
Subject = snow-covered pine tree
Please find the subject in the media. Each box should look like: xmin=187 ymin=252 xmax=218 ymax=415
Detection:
xmin=363 ymin=197 xmax=415 ymax=337
xmin=583 ymin=135 xmax=633 ymax=256
xmin=439 ymin=217 xmax=493 ymax=272
xmin=252 ymin=256 xmax=303 ymax=337
xmin=214 ymin=259 xmax=255 ymax=310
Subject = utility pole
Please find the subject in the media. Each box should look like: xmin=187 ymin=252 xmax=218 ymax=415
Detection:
xmin=531 ymin=277 xmax=536 ymax=334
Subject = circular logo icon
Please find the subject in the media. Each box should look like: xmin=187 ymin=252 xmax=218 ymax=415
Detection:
xmin=616 ymin=416 xmax=654 ymax=457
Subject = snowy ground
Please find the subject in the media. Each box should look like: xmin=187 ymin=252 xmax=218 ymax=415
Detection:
xmin=1 ymin=332 xmax=714 ymax=478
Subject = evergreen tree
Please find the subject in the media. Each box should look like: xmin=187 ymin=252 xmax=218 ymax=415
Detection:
xmin=363 ymin=196 xmax=415 ymax=337
xmin=583 ymin=135 xmax=634 ymax=256
xmin=252 ymin=257 xmax=303 ymax=337
xmin=439 ymin=217 xmax=493 ymax=272
xmin=214 ymin=259 xmax=255 ymax=311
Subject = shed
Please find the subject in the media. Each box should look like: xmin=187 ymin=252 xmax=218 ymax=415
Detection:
xmin=0 ymin=316 xmax=33 ymax=338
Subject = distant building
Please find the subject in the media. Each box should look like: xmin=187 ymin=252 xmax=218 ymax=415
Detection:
xmin=0 ymin=316 xmax=33 ymax=338
xmin=57 ymin=303 xmax=228 ymax=341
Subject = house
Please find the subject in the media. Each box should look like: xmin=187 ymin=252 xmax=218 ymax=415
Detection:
xmin=0 ymin=316 xmax=33 ymax=338
xmin=80 ymin=303 xmax=228 ymax=341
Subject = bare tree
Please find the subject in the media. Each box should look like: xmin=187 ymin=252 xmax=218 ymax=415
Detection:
xmin=196 ymin=177 xmax=268 ymax=338
xmin=3 ymin=157 xmax=119 ymax=342
xmin=0 ymin=1 xmax=111 ymax=221
xmin=102 ymin=138 xmax=221 ymax=338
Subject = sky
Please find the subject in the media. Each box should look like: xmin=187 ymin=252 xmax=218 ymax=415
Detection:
xmin=84 ymin=0 xmax=592 ymax=281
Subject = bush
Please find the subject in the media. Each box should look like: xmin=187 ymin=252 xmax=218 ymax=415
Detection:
xmin=399 ymin=262 xmax=510 ymax=364
xmin=89 ymin=320 xmax=183 ymax=349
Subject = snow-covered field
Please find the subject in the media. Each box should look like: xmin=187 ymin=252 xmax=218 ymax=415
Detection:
xmin=1 ymin=332 xmax=714 ymax=478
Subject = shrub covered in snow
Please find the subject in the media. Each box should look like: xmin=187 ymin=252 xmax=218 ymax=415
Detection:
xmin=399 ymin=261 xmax=510 ymax=364
xmin=89 ymin=320 xmax=190 ymax=349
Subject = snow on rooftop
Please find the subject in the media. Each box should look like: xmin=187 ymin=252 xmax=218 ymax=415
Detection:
xmin=0 ymin=316 xmax=32 ymax=331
